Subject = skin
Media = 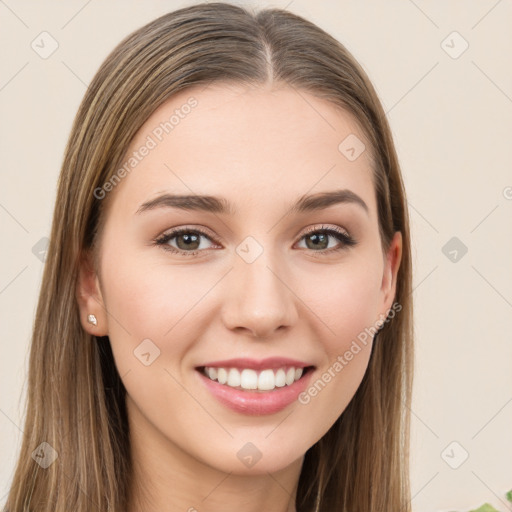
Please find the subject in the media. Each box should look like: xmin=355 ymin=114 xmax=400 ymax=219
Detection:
xmin=77 ymin=82 xmax=402 ymax=512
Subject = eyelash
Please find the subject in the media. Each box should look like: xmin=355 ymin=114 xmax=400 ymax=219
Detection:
xmin=154 ymin=225 xmax=357 ymax=257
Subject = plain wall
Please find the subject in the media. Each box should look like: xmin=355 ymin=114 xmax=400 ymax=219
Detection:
xmin=1 ymin=1 xmax=511 ymax=510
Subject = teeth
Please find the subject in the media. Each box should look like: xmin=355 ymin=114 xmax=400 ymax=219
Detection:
xmin=227 ymin=368 xmax=241 ymax=387
xmin=275 ymin=369 xmax=286 ymax=387
xmin=217 ymin=368 xmax=227 ymax=384
xmin=241 ymin=369 xmax=258 ymax=390
xmin=203 ymin=366 xmax=307 ymax=391
xmin=258 ymin=369 xmax=275 ymax=391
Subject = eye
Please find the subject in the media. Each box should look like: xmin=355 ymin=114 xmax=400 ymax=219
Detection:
xmin=296 ymin=225 xmax=357 ymax=254
xmin=154 ymin=227 xmax=218 ymax=256
xmin=154 ymin=224 xmax=357 ymax=257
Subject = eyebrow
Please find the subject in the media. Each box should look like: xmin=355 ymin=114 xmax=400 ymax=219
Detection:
xmin=136 ymin=189 xmax=369 ymax=216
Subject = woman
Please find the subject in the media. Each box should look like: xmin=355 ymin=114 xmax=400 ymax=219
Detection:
xmin=4 ymin=3 xmax=414 ymax=511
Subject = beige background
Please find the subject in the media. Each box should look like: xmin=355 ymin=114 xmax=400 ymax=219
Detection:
xmin=1 ymin=1 xmax=511 ymax=510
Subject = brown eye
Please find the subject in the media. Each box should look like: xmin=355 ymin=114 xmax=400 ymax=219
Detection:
xmin=155 ymin=228 xmax=217 ymax=255
xmin=297 ymin=226 xmax=357 ymax=253
xmin=154 ymin=225 xmax=356 ymax=257
xmin=174 ymin=232 xmax=201 ymax=250
xmin=304 ymin=232 xmax=329 ymax=250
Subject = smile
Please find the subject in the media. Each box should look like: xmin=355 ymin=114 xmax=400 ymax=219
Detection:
xmin=201 ymin=365 xmax=310 ymax=392
xmin=195 ymin=363 xmax=316 ymax=415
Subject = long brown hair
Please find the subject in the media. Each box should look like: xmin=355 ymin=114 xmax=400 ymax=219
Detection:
xmin=5 ymin=3 xmax=413 ymax=511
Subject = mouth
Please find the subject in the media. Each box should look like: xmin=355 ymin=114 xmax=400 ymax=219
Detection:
xmin=196 ymin=365 xmax=316 ymax=393
xmin=195 ymin=363 xmax=316 ymax=415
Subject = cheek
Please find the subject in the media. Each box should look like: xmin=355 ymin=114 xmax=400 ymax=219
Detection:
xmin=98 ymin=244 xmax=230 ymax=384
xmin=301 ymin=255 xmax=384 ymax=348
xmin=101 ymin=248 xmax=213 ymax=337
xmin=294 ymin=264 xmax=382 ymax=438
xmin=98 ymin=251 xmax=213 ymax=426
xmin=294 ymin=254 xmax=382 ymax=410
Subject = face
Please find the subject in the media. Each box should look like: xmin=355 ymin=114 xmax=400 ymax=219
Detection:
xmin=78 ymin=83 xmax=401 ymax=476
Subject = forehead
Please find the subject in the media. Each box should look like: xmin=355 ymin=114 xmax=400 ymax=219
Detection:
xmin=108 ymin=83 xmax=376 ymax=217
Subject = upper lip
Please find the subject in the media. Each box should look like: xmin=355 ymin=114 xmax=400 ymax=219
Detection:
xmin=196 ymin=357 xmax=314 ymax=371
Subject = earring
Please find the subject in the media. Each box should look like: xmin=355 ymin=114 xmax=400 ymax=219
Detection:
xmin=87 ymin=314 xmax=98 ymax=326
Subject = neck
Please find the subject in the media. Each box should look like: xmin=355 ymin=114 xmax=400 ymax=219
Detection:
xmin=126 ymin=397 xmax=303 ymax=512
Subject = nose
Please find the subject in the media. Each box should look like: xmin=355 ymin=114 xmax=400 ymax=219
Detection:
xmin=221 ymin=251 xmax=299 ymax=339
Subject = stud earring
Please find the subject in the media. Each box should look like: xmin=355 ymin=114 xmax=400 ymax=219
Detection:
xmin=87 ymin=314 xmax=98 ymax=326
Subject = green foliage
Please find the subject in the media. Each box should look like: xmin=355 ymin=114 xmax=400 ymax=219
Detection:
xmin=446 ymin=489 xmax=512 ymax=512
xmin=469 ymin=505 xmax=499 ymax=512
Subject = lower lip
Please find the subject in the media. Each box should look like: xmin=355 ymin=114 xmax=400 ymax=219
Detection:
xmin=196 ymin=368 xmax=315 ymax=416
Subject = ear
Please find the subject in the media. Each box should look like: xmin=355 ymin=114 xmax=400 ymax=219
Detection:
xmin=378 ymin=231 xmax=402 ymax=321
xmin=76 ymin=250 xmax=108 ymax=336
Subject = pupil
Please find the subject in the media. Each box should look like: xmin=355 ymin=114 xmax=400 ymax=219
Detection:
xmin=179 ymin=233 xmax=199 ymax=249
xmin=307 ymin=233 xmax=327 ymax=250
